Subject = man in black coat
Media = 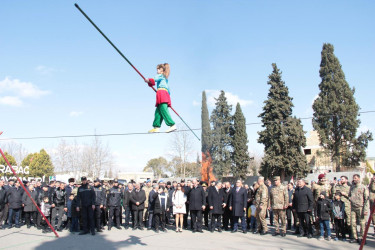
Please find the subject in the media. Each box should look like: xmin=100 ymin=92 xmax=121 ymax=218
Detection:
xmin=130 ymin=183 xmax=146 ymax=230
xmin=6 ymin=180 xmax=23 ymax=228
xmin=223 ymin=182 xmax=232 ymax=231
xmin=22 ymin=184 xmax=39 ymax=228
xmin=208 ymin=181 xmax=225 ymax=232
xmin=123 ymin=183 xmax=134 ymax=229
xmin=52 ymin=182 xmax=67 ymax=231
xmin=182 ymin=179 xmax=191 ymax=229
xmin=229 ymin=180 xmax=247 ymax=233
xmin=188 ymin=179 xmax=206 ymax=233
xmin=292 ymin=179 xmax=314 ymax=238
xmin=0 ymin=180 xmax=8 ymax=229
xmin=76 ymin=176 xmax=96 ymax=235
xmin=107 ymin=180 xmax=122 ymax=230
xmin=93 ymin=178 xmax=106 ymax=232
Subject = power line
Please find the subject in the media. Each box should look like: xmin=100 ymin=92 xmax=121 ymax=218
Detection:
xmin=0 ymin=110 xmax=374 ymax=141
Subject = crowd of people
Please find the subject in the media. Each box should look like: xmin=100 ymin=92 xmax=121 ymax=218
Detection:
xmin=0 ymin=174 xmax=374 ymax=246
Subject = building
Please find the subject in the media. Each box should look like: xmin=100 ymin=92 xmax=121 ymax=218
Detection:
xmin=117 ymin=172 xmax=153 ymax=183
xmin=303 ymin=131 xmax=333 ymax=173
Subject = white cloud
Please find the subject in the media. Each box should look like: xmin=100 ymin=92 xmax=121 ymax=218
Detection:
xmin=192 ymin=100 xmax=200 ymax=106
xmin=69 ymin=111 xmax=83 ymax=117
xmin=205 ymin=89 xmax=253 ymax=108
xmin=0 ymin=96 xmax=23 ymax=107
xmin=0 ymin=77 xmax=50 ymax=98
xmin=35 ymin=65 xmax=59 ymax=75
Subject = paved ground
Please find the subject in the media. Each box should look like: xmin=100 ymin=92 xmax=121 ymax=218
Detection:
xmin=1 ymin=223 xmax=374 ymax=250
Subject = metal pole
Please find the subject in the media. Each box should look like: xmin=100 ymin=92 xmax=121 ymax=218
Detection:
xmin=0 ymin=134 xmax=59 ymax=237
xmin=74 ymin=3 xmax=200 ymax=141
xmin=359 ymin=201 xmax=375 ymax=250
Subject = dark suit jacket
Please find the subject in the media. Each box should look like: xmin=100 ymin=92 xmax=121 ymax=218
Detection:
xmin=130 ymin=189 xmax=146 ymax=211
xmin=292 ymin=186 xmax=313 ymax=213
xmin=188 ymin=186 xmax=206 ymax=211
xmin=229 ymin=187 xmax=247 ymax=217
xmin=208 ymin=188 xmax=225 ymax=215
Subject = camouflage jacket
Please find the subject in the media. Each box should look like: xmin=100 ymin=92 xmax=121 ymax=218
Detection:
xmin=255 ymin=184 xmax=269 ymax=208
xmin=269 ymin=184 xmax=288 ymax=210
xmin=369 ymin=180 xmax=375 ymax=203
xmin=332 ymin=183 xmax=351 ymax=207
xmin=349 ymin=183 xmax=369 ymax=210
xmin=313 ymin=180 xmax=331 ymax=201
xmin=143 ymin=186 xmax=152 ymax=207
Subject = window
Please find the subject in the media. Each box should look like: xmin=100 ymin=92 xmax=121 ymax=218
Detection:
xmin=304 ymin=149 xmax=312 ymax=155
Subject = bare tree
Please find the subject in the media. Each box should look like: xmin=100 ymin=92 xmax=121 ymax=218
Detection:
xmin=169 ymin=128 xmax=194 ymax=178
xmin=248 ymin=149 xmax=263 ymax=176
xmin=0 ymin=141 xmax=28 ymax=166
xmin=51 ymin=136 xmax=114 ymax=179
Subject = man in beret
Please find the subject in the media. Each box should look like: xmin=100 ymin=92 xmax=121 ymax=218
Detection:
xmin=312 ymin=174 xmax=331 ymax=235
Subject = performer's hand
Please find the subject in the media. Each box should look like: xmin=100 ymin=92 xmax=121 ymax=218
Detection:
xmin=144 ymin=78 xmax=149 ymax=83
xmin=52 ymin=204 xmax=55 ymax=208
xmin=64 ymin=208 xmax=68 ymax=212
xmin=202 ymin=205 xmax=206 ymax=210
xmin=229 ymin=206 xmax=232 ymax=211
xmin=210 ymin=206 xmax=213 ymax=210
xmin=92 ymin=205 xmax=95 ymax=210
xmin=100 ymin=205 xmax=103 ymax=209
xmin=76 ymin=207 xmax=80 ymax=212
xmin=244 ymin=207 xmax=246 ymax=212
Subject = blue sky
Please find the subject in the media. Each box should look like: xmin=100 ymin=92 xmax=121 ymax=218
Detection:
xmin=1 ymin=0 xmax=374 ymax=172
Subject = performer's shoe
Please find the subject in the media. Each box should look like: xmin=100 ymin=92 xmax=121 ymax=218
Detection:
xmin=166 ymin=125 xmax=177 ymax=133
xmin=148 ymin=127 xmax=160 ymax=133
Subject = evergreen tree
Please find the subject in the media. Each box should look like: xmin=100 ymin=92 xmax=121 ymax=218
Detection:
xmin=27 ymin=149 xmax=54 ymax=178
xmin=313 ymin=43 xmax=373 ymax=171
xmin=210 ymin=90 xmax=232 ymax=179
xmin=231 ymin=103 xmax=250 ymax=180
xmin=258 ymin=64 xmax=308 ymax=180
xmin=201 ymin=91 xmax=213 ymax=181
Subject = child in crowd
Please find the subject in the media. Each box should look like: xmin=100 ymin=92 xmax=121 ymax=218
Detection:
xmin=40 ymin=196 xmax=52 ymax=233
xmin=248 ymin=204 xmax=257 ymax=233
xmin=66 ymin=194 xmax=74 ymax=231
xmin=70 ymin=193 xmax=79 ymax=233
xmin=332 ymin=192 xmax=346 ymax=241
xmin=316 ymin=191 xmax=332 ymax=241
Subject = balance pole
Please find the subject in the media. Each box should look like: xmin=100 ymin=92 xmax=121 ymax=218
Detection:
xmin=0 ymin=143 xmax=59 ymax=237
xmin=359 ymin=201 xmax=375 ymax=250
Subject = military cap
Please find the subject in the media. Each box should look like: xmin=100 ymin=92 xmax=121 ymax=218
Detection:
xmin=273 ymin=176 xmax=280 ymax=181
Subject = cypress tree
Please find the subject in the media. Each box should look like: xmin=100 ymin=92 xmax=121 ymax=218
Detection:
xmin=231 ymin=103 xmax=250 ymax=180
xmin=313 ymin=43 xmax=373 ymax=171
xmin=210 ymin=90 xmax=232 ymax=179
xmin=258 ymin=63 xmax=308 ymax=180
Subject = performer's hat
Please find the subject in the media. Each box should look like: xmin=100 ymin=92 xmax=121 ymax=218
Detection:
xmin=273 ymin=176 xmax=281 ymax=181
xmin=81 ymin=176 xmax=87 ymax=181
xmin=318 ymin=174 xmax=325 ymax=180
xmin=94 ymin=178 xmax=100 ymax=183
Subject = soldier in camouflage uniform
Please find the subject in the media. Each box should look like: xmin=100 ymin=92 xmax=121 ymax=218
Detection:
xmin=349 ymin=174 xmax=369 ymax=244
xmin=312 ymin=174 xmax=331 ymax=235
xmin=332 ymin=175 xmax=352 ymax=239
xmin=269 ymin=176 xmax=288 ymax=237
xmin=255 ymin=176 xmax=269 ymax=235
xmin=369 ymin=175 xmax=375 ymax=236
